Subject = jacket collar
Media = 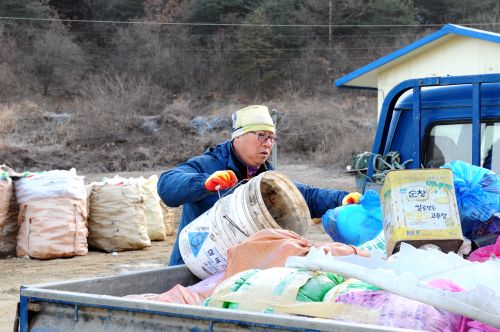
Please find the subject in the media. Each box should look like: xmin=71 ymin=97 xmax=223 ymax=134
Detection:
xmin=204 ymin=140 xmax=272 ymax=179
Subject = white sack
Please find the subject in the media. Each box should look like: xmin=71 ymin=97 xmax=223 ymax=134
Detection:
xmin=0 ymin=176 xmax=18 ymax=258
xmin=88 ymin=181 xmax=151 ymax=252
xmin=0 ymin=175 xmax=13 ymax=240
xmin=17 ymin=197 xmax=88 ymax=259
xmin=131 ymin=175 xmax=166 ymax=241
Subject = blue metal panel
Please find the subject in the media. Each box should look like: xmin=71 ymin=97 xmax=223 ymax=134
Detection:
xmin=396 ymin=82 xmax=500 ymax=110
xmin=412 ymin=86 xmax=422 ymax=169
xmin=383 ymin=110 xmax=402 ymax=156
xmin=335 ymin=25 xmax=500 ymax=89
xmin=472 ymin=83 xmax=482 ymax=165
xmin=20 ymin=290 xmax=28 ymax=332
xmin=367 ymin=76 xmax=439 ymax=182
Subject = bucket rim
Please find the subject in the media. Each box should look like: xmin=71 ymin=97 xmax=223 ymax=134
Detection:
xmin=250 ymin=171 xmax=311 ymax=235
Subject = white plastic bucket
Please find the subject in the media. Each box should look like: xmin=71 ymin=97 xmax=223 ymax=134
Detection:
xmin=179 ymin=171 xmax=311 ymax=279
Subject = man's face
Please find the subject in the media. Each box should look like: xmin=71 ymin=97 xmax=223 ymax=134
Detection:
xmin=233 ymin=131 xmax=276 ymax=167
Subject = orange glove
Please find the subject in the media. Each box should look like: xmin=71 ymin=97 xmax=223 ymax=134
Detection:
xmin=342 ymin=192 xmax=362 ymax=206
xmin=205 ymin=170 xmax=237 ymax=192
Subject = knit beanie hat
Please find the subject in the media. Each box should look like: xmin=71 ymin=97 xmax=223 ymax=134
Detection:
xmin=231 ymin=105 xmax=275 ymax=139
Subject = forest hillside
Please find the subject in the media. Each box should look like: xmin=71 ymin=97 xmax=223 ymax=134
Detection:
xmin=1 ymin=0 xmax=499 ymax=173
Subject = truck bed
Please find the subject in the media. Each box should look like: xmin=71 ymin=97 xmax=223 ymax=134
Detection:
xmin=18 ymin=265 xmax=411 ymax=332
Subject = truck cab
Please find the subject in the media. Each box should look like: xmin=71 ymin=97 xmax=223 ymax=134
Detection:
xmin=366 ymin=74 xmax=500 ymax=186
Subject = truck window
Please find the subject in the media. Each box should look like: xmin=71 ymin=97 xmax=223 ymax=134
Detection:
xmin=424 ymin=124 xmax=471 ymax=168
xmin=482 ymin=122 xmax=500 ymax=174
xmin=424 ymin=122 xmax=500 ymax=174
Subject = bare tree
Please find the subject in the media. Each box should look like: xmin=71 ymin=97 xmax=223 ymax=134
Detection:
xmin=144 ymin=0 xmax=191 ymax=22
xmin=0 ymin=24 xmax=22 ymax=98
xmin=24 ymin=23 xmax=87 ymax=95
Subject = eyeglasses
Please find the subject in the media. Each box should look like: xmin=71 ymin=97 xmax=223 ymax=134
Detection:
xmin=249 ymin=131 xmax=278 ymax=144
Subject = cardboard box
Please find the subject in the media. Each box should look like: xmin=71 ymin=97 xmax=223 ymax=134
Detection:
xmin=381 ymin=169 xmax=463 ymax=256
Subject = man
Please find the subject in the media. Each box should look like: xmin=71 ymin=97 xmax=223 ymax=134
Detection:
xmin=158 ymin=105 xmax=356 ymax=266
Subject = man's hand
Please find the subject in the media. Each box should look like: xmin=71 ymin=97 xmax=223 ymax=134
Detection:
xmin=342 ymin=192 xmax=362 ymax=206
xmin=205 ymin=170 xmax=238 ymax=192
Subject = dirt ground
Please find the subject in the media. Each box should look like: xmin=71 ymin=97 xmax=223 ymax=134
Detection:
xmin=0 ymin=164 xmax=357 ymax=330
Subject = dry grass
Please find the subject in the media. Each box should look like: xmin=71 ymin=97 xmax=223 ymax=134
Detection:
xmin=71 ymin=74 xmax=167 ymax=144
xmin=0 ymin=77 xmax=378 ymax=173
xmin=0 ymin=104 xmax=17 ymax=140
xmin=268 ymin=95 xmax=376 ymax=166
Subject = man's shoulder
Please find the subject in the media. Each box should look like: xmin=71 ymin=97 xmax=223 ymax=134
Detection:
xmin=182 ymin=140 xmax=231 ymax=166
xmin=202 ymin=140 xmax=231 ymax=158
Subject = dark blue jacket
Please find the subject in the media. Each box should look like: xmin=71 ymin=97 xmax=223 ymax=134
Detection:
xmin=157 ymin=140 xmax=348 ymax=266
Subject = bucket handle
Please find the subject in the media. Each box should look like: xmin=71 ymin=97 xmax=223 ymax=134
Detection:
xmin=216 ymin=180 xmax=250 ymax=237
xmin=214 ymin=179 xmax=248 ymax=198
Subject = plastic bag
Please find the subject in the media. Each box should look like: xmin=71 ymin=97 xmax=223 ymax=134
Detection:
xmin=205 ymin=267 xmax=345 ymax=314
xmin=334 ymin=290 xmax=463 ymax=331
xmin=463 ymin=213 xmax=500 ymax=244
xmin=468 ymin=235 xmax=500 ymax=262
xmin=224 ymin=228 xmax=367 ymax=280
xmin=441 ymin=161 xmax=500 ymax=231
xmin=15 ymin=168 xmax=86 ymax=204
xmin=357 ymin=231 xmax=386 ymax=254
xmin=125 ymin=284 xmax=205 ymax=305
xmin=322 ymin=190 xmax=383 ymax=246
xmin=187 ymin=272 xmax=224 ymax=298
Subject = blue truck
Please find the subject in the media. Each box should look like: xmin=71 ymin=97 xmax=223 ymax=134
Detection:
xmin=16 ymin=73 xmax=500 ymax=331
xmin=363 ymin=73 xmax=500 ymax=184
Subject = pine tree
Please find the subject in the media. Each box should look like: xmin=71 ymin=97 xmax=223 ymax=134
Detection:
xmin=364 ymin=0 xmax=417 ymax=26
xmin=0 ymin=0 xmax=48 ymax=18
xmin=144 ymin=0 xmax=188 ymax=22
xmin=47 ymin=0 xmax=144 ymax=21
xmin=189 ymin=0 xmax=261 ymax=37
xmin=262 ymin=0 xmax=302 ymax=54
xmin=233 ymin=8 xmax=283 ymax=96
xmin=414 ymin=0 xmax=498 ymax=24
xmin=111 ymin=0 xmax=145 ymax=20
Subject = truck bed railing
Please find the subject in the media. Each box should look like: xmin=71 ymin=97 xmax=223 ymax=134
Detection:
xmin=367 ymin=73 xmax=500 ymax=190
